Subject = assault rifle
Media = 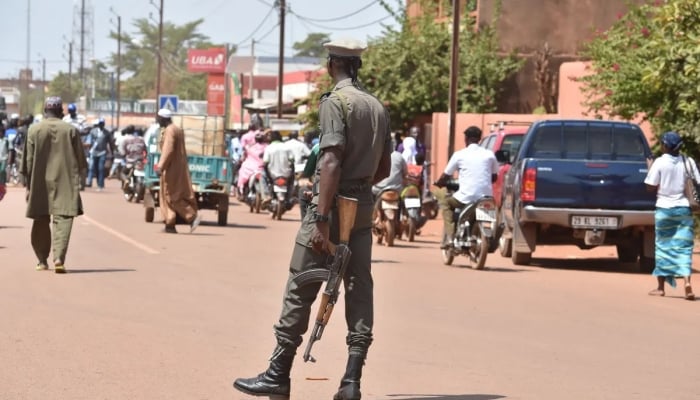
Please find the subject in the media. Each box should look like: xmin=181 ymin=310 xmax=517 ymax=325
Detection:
xmin=292 ymin=195 xmax=358 ymax=363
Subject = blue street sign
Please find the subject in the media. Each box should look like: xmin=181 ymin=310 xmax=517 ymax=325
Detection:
xmin=158 ymin=95 xmax=179 ymax=112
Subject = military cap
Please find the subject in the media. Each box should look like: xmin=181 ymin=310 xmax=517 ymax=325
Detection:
xmin=323 ymin=38 xmax=367 ymax=58
xmin=44 ymin=96 xmax=63 ymax=111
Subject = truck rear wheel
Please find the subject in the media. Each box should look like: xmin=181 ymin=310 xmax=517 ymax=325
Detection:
xmin=511 ymin=249 xmax=531 ymax=266
xmin=639 ymin=256 xmax=655 ymax=274
xmin=616 ymin=243 xmax=640 ymax=263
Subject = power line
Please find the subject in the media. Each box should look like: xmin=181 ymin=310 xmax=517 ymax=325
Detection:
xmin=235 ymin=5 xmax=276 ymax=46
xmin=290 ymin=0 xmax=378 ymax=22
xmin=256 ymin=22 xmax=280 ymax=43
xmin=293 ymin=13 xmax=392 ymax=31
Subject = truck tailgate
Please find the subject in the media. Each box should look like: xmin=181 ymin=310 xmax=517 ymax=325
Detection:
xmin=528 ymin=159 xmax=655 ymax=210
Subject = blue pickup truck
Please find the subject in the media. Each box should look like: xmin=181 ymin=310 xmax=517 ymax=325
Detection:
xmin=498 ymin=119 xmax=657 ymax=272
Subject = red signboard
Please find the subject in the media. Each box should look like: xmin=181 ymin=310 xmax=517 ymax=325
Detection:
xmin=187 ymin=47 xmax=227 ymax=73
xmin=207 ymin=74 xmax=226 ymax=116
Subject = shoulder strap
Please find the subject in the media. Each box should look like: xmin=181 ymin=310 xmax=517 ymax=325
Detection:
xmin=331 ymin=89 xmax=349 ymax=124
xmin=682 ymin=155 xmax=697 ymax=183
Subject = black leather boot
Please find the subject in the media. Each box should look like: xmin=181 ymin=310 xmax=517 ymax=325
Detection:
xmin=333 ymin=355 xmax=365 ymax=400
xmin=233 ymin=346 xmax=295 ymax=398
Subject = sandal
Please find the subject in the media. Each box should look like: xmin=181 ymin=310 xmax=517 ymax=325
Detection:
xmin=54 ymin=262 xmax=66 ymax=274
xmin=35 ymin=262 xmax=48 ymax=271
xmin=685 ymin=285 xmax=695 ymax=301
xmin=648 ymin=289 xmax=665 ymax=297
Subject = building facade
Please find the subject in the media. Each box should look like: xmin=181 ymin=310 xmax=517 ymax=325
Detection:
xmin=407 ymin=0 xmax=646 ymax=113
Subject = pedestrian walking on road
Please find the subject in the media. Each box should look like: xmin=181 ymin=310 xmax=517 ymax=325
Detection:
xmin=20 ymin=96 xmax=88 ymax=273
xmin=644 ymin=131 xmax=698 ymax=300
xmin=155 ymin=108 xmax=201 ymax=234
xmin=233 ymin=38 xmax=392 ymax=400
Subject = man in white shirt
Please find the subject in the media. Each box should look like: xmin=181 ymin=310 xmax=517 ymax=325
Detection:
xmin=436 ymin=126 xmax=498 ymax=248
xmin=263 ymin=130 xmax=294 ymax=204
xmin=283 ymin=131 xmax=311 ymax=165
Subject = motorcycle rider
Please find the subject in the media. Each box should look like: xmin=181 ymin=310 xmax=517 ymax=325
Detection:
xmin=120 ymin=125 xmax=147 ymax=168
xmin=435 ymin=126 xmax=498 ymax=249
xmin=5 ymin=113 xmax=19 ymax=170
xmin=283 ymin=130 xmax=311 ymax=165
xmin=398 ymin=126 xmax=426 ymax=165
xmin=371 ymin=145 xmax=407 ymax=198
xmin=262 ymin=130 xmax=295 ymax=207
xmin=237 ymin=131 xmax=268 ymax=198
xmin=240 ymin=114 xmax=263 ymax=150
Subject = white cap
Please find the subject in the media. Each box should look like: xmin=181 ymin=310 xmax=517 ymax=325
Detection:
xmin=323 ymin=38 xmax=367 ymax=58
xmin=157 ymin=108 xmax=172 ymax=118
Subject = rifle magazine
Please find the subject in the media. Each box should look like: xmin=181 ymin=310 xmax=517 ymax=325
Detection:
xmin=292 ymin=268 xmax=330 ymax=287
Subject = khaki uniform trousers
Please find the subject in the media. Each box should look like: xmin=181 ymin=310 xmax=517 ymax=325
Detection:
xmin=274 ymin=200 xmax=375 ymax=355
xmin=31 ymin=215 xmax=74 ymax=264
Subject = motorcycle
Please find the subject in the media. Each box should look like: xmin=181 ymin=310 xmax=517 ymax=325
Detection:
xmin=398 ymin=183 xmax=427 ymax=242
xmin=266 ymin=175 xmax=296 ymax=220
xmin=421 ymin=161 xmax=439 ymax=219
xmin=243 ymin=172 xmax=265 ymax=213
xmin=372 ymin=189 xmax=401 ymax=247
xmin=121 ymin=159 xmax=146 ymax=203
xmin=440 ymin=181 xmax=498 ymax=269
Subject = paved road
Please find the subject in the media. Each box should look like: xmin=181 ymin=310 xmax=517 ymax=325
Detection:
xmin=1 ymin=181 xmax=699 ymax=400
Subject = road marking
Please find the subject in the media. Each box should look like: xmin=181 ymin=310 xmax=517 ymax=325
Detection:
xmin=82 ymin=215 xmax=160 ymax=255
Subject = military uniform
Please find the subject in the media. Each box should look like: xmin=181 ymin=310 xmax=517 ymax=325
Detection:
xmin=234 ymin=38 xmax=392 ymax=400
xmin=275 ymin=77 xmax=391 ymax=352
xmin=21 ymin=104 xmax=88 ymax=270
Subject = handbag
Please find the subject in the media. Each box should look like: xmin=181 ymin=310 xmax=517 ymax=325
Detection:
xmin=682 ymin=156 xmax=700 ymax=213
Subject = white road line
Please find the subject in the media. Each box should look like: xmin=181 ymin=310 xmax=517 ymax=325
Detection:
xmin=82 ymin=215 xmax=160 ymax=255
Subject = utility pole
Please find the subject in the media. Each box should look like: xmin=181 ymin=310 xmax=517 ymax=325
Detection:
xmin=276 ymin=0 xmax=285 ymax=119
xmin=151 ymin=0 xmax=164 ymax=104
xmin=447 ymin=0 xmax=461 ymax=158
xmin=26 ymin=0 xmax=30 ymax=71
xmin=249 ymin=39 xmax=255 ymax=99
xmin=41 ymin=58 xmax=46 ymax=82
xmin=80 ymin=0 xmax=85 ymax=86
xmin=110 ymin=7 xmax=122 ymax=127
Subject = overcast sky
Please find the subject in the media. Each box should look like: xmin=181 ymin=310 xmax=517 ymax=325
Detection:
xmin=1 ymin=0 xmax=399 ymax=80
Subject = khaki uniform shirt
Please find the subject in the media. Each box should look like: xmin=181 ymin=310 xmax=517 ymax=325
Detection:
xmin=317 ymin=78 xmax=392 ymax=187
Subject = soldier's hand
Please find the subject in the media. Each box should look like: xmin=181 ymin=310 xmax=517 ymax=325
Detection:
xmin=311 ymin=222 xmax=330 ymax=254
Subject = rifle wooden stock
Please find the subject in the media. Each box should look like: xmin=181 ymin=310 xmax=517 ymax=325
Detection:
xmin=303 ymin=195 xmax=358 ymax=362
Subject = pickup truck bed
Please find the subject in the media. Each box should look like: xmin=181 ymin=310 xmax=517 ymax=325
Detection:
xmin=499 ymin=120 xmax=656 ymax=272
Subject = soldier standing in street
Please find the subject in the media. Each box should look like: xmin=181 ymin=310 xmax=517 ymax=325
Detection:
xmin=155 ymin=108 xmax=201 ymax=234
xmin=233 ymin=38 xmax=392 ymax=400
xmin=21 ymin=96 xmax=88 ymax=273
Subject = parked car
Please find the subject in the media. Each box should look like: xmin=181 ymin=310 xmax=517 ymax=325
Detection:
xmin=498 ymin=119 xmax=656 ymax=272
xmin=480 ymin=121 xmax=530 ymax=208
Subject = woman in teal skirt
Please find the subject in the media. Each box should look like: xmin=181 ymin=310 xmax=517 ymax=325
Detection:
xmin=644 ymin=131 xmax=697 ymax=300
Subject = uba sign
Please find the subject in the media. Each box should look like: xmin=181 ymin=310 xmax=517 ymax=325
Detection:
xmin=187 ymin=47 xmax=226 ymax=73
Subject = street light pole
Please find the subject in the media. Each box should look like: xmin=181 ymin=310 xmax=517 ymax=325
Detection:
xmin=447 ymin=0 xmax=461 ymax=158
xmin=110 ymin=7 xmax=122 ymax=127
xmin=276 ymin=0 xmax=285 ymax=119
xmin=150 ymin=0 xmax=164 ymax=105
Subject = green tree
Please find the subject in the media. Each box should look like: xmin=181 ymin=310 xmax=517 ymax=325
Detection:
xmin=47 ymin=72 xmax=84 ymax=104
xmin=109 ymin=18 xmax=221 ymax=100
xmin=296 ymin=0 xmax=521 ymax=130
xmin=580 ymin=0 xmax=700 ymax=154
xmin=293 ymin=32 xmax=330 ymax=58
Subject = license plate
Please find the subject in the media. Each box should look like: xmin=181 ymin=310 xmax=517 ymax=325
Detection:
xmin=273 ymin=186 xmax=287 ymax=193
xmin=571 ymin=215 xmax=618 ymax=229
xmin=476 ymin=208 xmax=496 ymax=221
xmin=404 ymin=197 xmax=421 ymax=208
xmin=381 ymin=200 xmax=399 ymax=210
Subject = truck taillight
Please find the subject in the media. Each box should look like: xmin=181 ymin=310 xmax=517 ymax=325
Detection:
xmin=521 ymin=167 xmax=536 ymax=202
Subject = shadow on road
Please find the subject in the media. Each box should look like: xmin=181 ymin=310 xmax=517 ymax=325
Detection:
xmin=67 ymin=268 xmax=136 ymax=274
xmin=385 ymin=394 xmax=505 ymax=400
xmin=372 ymin=259 xmax=400 ymax=264
xmin=227 ymin=223 xmax=267 ymax=230
xmin=530 ymin=257 xmax=640 ymax=274
xmin=0 ymin=225 xmax=23 ymax=229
